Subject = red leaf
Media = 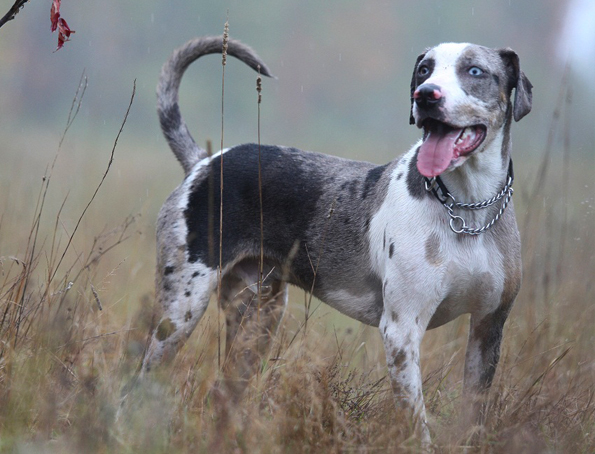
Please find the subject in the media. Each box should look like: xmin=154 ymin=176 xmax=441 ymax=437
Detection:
xmin=50 ymin=0 xmax=60 ymax=32
xmin=56 ymin=17 xmax=74 ymax=50
xmin=51 ymin=0 xmax=74 ymax=51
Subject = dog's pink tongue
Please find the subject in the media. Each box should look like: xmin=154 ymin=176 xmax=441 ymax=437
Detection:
xmin=417 ymin=128 xmax=462 ymax=177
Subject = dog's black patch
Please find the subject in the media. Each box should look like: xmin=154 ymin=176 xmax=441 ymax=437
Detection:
xmin=362 ymin=164 xmax=388 ymax=200
xmin=185 ymin=145 xmax=326 ymax=290
xmin=183 ymin=144 xmax=386 ymax=321
xmin=406 ymin=149 xmax=428 ymax=200
xmin=389 ymin=242 xmax=394 ymax=259
xmin=184 ymin=290 xmax=191 ymax=297
xmin=411 ymin=56 xmax=436 ymax=94
xmin=164 ymin=266 xmax=175 ymax=276
xmin=191 ymin=271 xmax=200 ymax=278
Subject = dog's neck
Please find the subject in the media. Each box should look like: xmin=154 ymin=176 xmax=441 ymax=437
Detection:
xmin=438 ymin=118 xmax=512 ymax=205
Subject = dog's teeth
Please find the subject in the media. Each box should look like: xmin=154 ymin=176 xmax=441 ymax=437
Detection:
xmin=456 ymin=127 xmax=475 ymax=144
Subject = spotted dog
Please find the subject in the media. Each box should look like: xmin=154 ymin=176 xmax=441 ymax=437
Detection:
xmin=141 ymin=36 xmax=532 ymax=443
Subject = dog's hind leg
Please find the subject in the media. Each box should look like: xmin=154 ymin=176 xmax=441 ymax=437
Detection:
xmin=141 ymin=259 xmax=217 ymax=375
xmin=217 ymin=263 xmax=288 ymax=398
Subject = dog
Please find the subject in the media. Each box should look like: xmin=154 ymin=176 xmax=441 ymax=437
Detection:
xmin=140 ymin=36 xmax=532 ymax=443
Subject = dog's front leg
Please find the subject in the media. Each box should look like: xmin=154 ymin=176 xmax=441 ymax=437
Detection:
xmin=462 ymin=304 xmax=512 ymax=430
xmin=380 ymin=310 xmax=431 ymax=446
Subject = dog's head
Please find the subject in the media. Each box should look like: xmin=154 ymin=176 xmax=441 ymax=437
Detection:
xmin=409 ymin=43 xmax=532 ymax=178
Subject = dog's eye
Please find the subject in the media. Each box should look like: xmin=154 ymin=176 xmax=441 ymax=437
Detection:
xmin=418 ymin=65 xmax=430 ymax=77
xmin=468 ymin=66 xmax=484 ymax=76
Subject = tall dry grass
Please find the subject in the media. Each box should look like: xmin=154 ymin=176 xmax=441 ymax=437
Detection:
xmin=1 ymin=63 xmax=594 ymax=454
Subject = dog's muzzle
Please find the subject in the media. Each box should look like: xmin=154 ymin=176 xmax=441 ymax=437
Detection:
xmin=413 ymin=84 xmax=443 ymax=110
xmin=413 ymin=84 xmax=487 ymax=178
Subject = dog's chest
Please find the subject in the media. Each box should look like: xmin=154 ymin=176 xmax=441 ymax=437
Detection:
xmin=369 ymin=170 xmax=505 ymax=326
xmin=426 ymin=234 xmax=504 ymax=328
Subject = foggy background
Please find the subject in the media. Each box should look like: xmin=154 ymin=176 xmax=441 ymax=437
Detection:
xmin=1 ymin=4 xmax=594 ymax=451
xmin=0 ymin=0 xmax=593 ymax=288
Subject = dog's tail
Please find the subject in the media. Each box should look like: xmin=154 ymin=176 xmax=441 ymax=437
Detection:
xmin=157 ymin=36 xmax=274 ymax=174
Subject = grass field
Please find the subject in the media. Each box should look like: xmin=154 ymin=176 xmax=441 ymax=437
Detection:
xmin=0 ymin=83 xmax=594 ymax=453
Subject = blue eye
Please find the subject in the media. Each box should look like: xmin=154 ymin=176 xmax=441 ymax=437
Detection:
xmin=468 ymin=66 xmax=483 ymax=76
xmin=418 ymin=65 xmax=430 ymax=76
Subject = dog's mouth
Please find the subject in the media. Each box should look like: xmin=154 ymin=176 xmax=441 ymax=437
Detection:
xmin=417 ymin=119 xmax=487 ymax=178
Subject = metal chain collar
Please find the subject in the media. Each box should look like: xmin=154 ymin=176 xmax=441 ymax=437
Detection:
xmin=424 ymin=159 xmax=514 ymax=235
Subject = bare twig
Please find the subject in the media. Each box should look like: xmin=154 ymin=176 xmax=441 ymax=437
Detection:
xmin=49 ymin=79 xmax=136 ymax=284
xmin=0 ymin=0 xmax=29 ymax=29
xmin=61 ymin=71 xmax=88 ymax=149
xmin=13 ymin=72 xmax=87 ymax=348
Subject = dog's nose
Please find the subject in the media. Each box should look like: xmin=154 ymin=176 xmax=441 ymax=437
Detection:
xmin=414 ymin=84 xmax=442 ymax=109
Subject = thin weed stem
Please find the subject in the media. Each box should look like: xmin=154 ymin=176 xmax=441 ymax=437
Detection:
xmin=206 ymin=140 xmax=214 ymax=267
xmin=49 ymin=80 xmax=136 ymax=285
xmin=257 ymin=67 xmax=264 ymax=330
xmin=217 ymin=17 xmax=229 ymax=369
xmin=13 ymin=72 xmax=88 ymax=348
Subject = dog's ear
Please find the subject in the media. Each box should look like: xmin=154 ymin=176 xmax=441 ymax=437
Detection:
xmin=409 ymin=52 xmax=427 ymax=125
xmin=498 ymin=48 xmax=533 ymax=122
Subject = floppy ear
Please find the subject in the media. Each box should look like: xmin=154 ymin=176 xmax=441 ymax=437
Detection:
xmin=409 ymin=52 xmax=426 ymax=125
xmin=498 ymin=48 xmax=533 ymax=122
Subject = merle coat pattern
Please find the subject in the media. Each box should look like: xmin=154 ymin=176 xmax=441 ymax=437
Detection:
xmin=140 ymin=36 xmax=532 ymax=444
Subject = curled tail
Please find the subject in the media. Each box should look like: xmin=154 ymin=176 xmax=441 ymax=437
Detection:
xmin=157 ymin=35 xmax=274 ymax=174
